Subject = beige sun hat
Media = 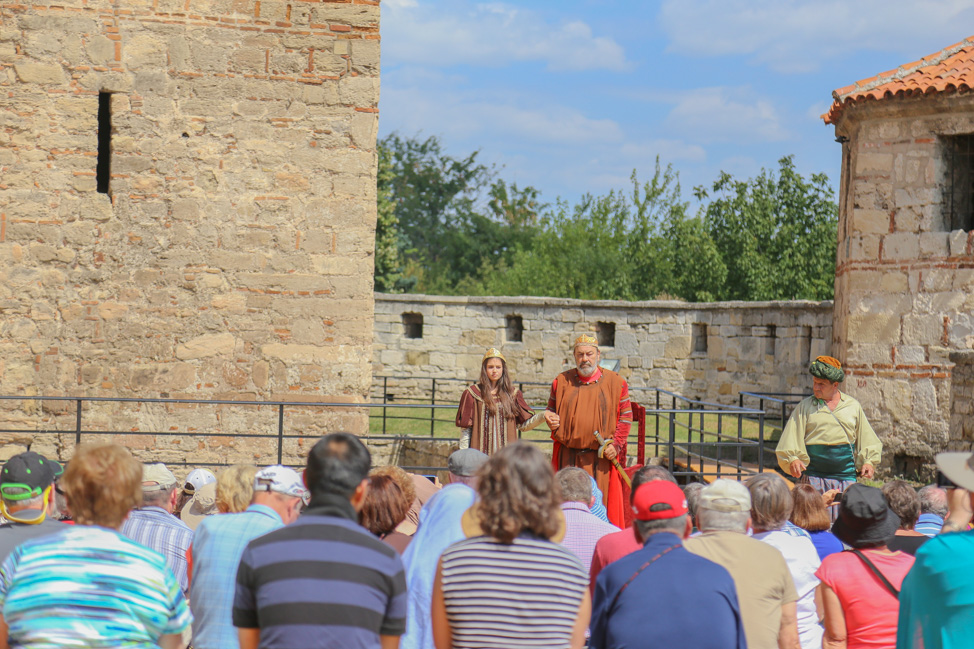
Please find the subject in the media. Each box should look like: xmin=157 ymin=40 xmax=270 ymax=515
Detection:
xmin=936 ymin=451 xmax=974 ymax=492
xmin=180 ymin=482 xmax=219 ymax=530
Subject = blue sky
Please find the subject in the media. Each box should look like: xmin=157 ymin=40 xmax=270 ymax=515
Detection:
xmin=379 ymin=0 xmax=974 ymax=209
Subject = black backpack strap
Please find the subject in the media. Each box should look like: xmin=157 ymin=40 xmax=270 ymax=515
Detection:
xmin=847 ymin=549 xmax=899 ymax=599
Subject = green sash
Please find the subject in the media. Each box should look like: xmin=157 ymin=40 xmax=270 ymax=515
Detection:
xmin=805 ymin=444 xmax=857 ymax=481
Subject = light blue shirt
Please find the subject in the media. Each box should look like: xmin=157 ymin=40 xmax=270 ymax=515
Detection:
xmin=897 ymin=530 xmax=974 ymax=649
xmin=190 ymin=504 xmax=283 ymax=649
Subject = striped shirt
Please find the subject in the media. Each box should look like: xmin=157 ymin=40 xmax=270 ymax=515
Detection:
xmin=190 ymin=503 xmax=284 ymax=649
xmin=233 ymin=497 xmax=407 ymax=649
xmin=439 ymin=534 xmax=588 ymax=649
xmin=0 ymin=525 xmax=191 ymax=648
xmin=560 ymin=502 xmax=619 ymax=572
xmin=121 ymin=506 xmax=194 ymax=594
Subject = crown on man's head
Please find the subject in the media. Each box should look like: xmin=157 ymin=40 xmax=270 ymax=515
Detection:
xmin=482 ymin=347 xmax=506 ymax=363
xmin=573 ymin=334 xmax=599 ymax=349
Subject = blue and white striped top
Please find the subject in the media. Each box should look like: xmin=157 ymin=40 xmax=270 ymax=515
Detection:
xmin=0 ymin=525 xmax=191 ymax=648
xmin=439 ymin=534 xmax=588 ymax=649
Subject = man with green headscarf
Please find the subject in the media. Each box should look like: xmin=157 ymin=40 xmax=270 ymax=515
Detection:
xmin=776 ymin=356 xmax=882 ymax=510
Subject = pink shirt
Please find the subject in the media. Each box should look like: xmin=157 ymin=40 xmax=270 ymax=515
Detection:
xmin=589 ymin=526 xmax=641 ymax=592
xmin=816 ymin=549 xmax=915 ymax=649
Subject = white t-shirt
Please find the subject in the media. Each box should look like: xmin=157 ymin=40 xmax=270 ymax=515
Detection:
xmin=753 ymin=528 xmax=823 ymax=649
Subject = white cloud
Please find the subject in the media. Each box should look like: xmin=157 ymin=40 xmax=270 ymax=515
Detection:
xmin=663 ymin=87 xmax=790 ymax=143
xmin=383 ymin=85 xmax=623 ymax=144
xmin=659 ymin=0 xmax=974 ymax=74
xmin=380 ymin=82 xmax=707 ymax=199
xmin=383 ymin=1 xmax=629 ymax=72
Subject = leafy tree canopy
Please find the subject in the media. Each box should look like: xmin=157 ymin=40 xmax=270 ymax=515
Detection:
xmin=374 ymin=135 xmax=838 ymax=302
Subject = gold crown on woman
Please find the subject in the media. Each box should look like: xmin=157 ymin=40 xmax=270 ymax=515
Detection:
xmin=482 ymin=347 xmax=506 ymax=363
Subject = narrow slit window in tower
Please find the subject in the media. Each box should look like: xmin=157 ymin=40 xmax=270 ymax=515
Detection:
xmin=96 ymin=92 xmax=112 ymax=194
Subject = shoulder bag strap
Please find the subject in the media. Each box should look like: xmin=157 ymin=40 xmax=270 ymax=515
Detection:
xmin=607 ymin=542 xmax=680 ymax=614
xmin=848 ymin=549 xmax=899 ymax=599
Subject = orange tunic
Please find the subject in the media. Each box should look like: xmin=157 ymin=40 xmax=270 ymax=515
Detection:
xmin=547 ymin=368 xmax=631 ymax=527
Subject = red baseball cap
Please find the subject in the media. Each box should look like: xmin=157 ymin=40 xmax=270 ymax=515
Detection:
xmin=632 ymin=481 xmax=688 ymax=521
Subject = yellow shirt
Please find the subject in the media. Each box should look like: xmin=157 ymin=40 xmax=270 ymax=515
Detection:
xmin=775 ymin=393 xmax=882 ymax=474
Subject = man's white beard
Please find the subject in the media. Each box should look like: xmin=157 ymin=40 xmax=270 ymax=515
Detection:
xmin=577 ymin=362 xmax=596 ymax=377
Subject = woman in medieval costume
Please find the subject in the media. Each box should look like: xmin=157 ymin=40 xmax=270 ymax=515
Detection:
xmin=776 ymin=355 xmax=883 ymax=519
xmin=455 ymin=348 xmax=544 ymax=455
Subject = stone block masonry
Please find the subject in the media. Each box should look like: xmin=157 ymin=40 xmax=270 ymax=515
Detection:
xmin=373 ymin=293 xmax=833 ymax=408
xmin=830 ymin=93 xmax=974 ymax=472
xmin=0 ymin=0 xmax=380 ymax=466
xmin=948 ymin=351 xmax=974 ymax=453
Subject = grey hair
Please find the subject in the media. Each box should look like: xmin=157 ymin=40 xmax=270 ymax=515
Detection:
xmin=635 ymin=514 xmax=688 ymax=541
xmin=918 ymin=485 xmax=948 ymax=519
xmin=697 ymin=508 xmax=749 ymax=533
xmin=684 ymin=482 xmax=705 ymax=520
xmin=1 ymin=493 xmax=45 ymax=510
xmin=746 ymin=473 xmax=792 ymax=531
xmin=142 ymin=486 xmax=175 ymax=507
xmin=556 ymin=467 xmax=592 ymax=503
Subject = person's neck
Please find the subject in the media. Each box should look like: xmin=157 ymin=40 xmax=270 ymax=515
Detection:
xmin=860 ymin=545 xmax=895 ymax=554
xmin=895 ymin=528 xmax=926 ymax=537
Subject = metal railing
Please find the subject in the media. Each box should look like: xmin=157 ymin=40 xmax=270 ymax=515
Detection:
xmin=0 ymin=386 xmax=769 ymax=481
xmin=738 ymin=391 xmax=811 ymax=431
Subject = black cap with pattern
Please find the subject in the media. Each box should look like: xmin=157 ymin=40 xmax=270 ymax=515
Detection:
xmin=0 ymin=452 xmax=57 ymax=501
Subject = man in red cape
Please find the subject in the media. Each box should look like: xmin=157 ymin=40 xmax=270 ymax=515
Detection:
xmin=544 ymin=334 xmax=631 ymax=528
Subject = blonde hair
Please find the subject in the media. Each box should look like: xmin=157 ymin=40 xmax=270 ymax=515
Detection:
xmin=61 ymin=444 xmax=142 ymax=529
xmin=216 ymin=465 xmax=258 ymax=513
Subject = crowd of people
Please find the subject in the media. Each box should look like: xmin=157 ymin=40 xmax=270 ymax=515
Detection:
xmin=0 ymin=336 xmax=970 ymax=649
xmin=0 ymin=438 xmax=970 ymax=649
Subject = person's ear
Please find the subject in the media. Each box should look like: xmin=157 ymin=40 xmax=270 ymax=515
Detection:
xmin=350 ymin=478 xmax=369 ymax=512
xmin=746 ymin=516 xmax=753 ymax=533
xmin=682 ymin=516 xmax=693 ymax=539
xmin=589 ymin=495 xmax=596 ymax=508
xmin=302 ymin=469 xmax=308 ymax=488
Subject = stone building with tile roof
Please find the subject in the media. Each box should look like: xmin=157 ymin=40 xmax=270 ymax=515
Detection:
xmin=824 ymin=36 xmax=974 ymax=472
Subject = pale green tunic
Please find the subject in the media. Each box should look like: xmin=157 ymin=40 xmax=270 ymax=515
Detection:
xmin=775 ymin=393 xmax=882 ymax=477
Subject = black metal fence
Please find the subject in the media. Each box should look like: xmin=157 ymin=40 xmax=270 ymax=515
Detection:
xmin=738 ymin=391 xmax=810 ymax=431
xmin=0 ymin=385 xmax=770 ymax=481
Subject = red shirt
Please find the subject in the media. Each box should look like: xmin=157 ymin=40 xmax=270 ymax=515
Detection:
xmin=589 ymin=526 xmax=641 ymax=592
xmin=816 ymin=549 xmax=914 ymax=649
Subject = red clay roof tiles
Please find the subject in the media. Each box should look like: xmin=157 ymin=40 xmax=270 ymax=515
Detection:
xmin=823 ymin=36 xmax=974 ymax=124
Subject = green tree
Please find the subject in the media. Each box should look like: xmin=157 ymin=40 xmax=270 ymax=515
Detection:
xmin=377 ymin=134 xmax=542 ymax=293
xmin=373 ymin=144 xmax=404 ymax=293
xmin=695 ymin=156 xmax=838 ymax=301
xmin=482 ymin=161 xmax=688 ymax=300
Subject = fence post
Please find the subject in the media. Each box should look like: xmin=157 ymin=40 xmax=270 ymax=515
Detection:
xmin=758 ymin=411 xmax=765 ymax=472
xmin=667 ymin=412 xmax=676 ymax=477
xmin=382 ymin=376 xmax=388 ymax=435
xmin=430 ymin=378 xmax=436 ymax=437
xmin=780 ymin=400 xmax=786 ymax=431
xmin=75 ymin=399 xmax=83 ymax=446
xmin=277 ymin=404 xmax=284 ymax=464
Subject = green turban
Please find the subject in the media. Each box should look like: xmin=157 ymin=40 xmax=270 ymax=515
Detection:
xmin=809 ymin=356 xmax=844 ymax=383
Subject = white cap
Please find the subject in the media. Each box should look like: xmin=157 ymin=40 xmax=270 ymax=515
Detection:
xmin=184 ymin=469 xmax=216 ymax=494
xmin=254 ymin=466 xmax=309 ymax=503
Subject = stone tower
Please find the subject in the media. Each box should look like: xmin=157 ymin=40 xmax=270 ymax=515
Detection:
xmin=825 ymin=36 xmax=974 ymax=472
xmin=0 ymin=0 xmax=380 ymax=463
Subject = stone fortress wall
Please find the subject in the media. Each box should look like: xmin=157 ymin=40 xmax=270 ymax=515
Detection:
xmin=372 ymin=293 xmax=834 ymax=408
xmin=0 ymin=0 xmax=381 ymax=467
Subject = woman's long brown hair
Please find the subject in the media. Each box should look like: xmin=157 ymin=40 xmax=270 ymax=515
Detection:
xmin=479 ymin=357 xmax=517 ymax=419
